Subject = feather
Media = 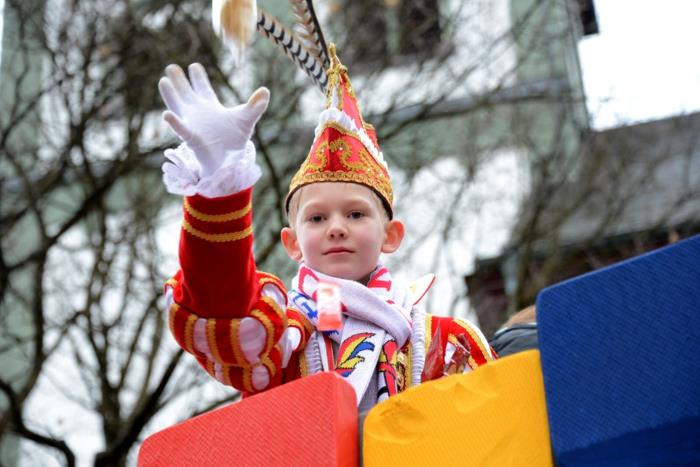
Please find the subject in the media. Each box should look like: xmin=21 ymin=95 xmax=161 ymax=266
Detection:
xmin=256 ymin=8 xmax=328 ymax=92
xmin=212 ymin=0 xmax=257 ymax=62
xmin=288 ymin=0 xmax=330 ymax=69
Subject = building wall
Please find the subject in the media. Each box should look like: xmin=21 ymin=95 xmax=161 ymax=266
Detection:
xmin=1 ymin=0 xmax=46 ymax=463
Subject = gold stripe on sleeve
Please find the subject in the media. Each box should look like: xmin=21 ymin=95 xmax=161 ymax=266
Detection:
xmin=184 ymin=199 xmax=251 ymax=222
xmin=182 ymin=220 xmax=253 ymax=242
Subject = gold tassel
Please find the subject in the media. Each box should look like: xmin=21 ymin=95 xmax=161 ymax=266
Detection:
xmin=212 ymin=0 xmax=257 ymax=61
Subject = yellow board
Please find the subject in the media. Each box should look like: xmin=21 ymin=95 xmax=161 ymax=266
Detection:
xmin=363 ymin=350 xmax=553 ymax=466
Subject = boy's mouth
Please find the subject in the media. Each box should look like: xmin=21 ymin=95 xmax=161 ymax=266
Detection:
xmin=323 ymin=247 xmax=353 ymax=255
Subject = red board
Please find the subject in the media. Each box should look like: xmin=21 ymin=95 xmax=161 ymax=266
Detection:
xmin=139 ymin=372 xmax=358 ymax=466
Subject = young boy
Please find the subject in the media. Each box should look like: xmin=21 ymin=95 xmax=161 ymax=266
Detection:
xmin=159 ymin=46 xmax=496 ymax=410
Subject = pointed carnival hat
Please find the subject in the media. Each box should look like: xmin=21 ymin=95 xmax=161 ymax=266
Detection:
xmin=285 ymin=44 xmax=394 ymax=218
xmin=213 ymin=2 xmax=393 ymax=216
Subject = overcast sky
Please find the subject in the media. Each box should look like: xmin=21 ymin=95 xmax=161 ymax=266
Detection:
xmin=579 ymin=0 xmax=700 ymax=128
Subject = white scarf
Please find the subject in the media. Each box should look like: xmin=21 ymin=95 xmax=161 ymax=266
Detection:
xmin=289 ymin=264 xmax=414 ymax=409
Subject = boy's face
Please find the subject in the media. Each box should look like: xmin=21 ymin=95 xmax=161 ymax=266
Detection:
xmin=281 ymin=183 xmax=404 ymax=284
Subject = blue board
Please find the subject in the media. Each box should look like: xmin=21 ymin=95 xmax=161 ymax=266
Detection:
xmin=537 ymin=235 xmax=700 ymax=465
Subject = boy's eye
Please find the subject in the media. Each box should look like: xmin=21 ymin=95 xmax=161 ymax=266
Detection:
xmin=309 ymin=215 xmax=324 ymax=223
xmin=348 ymin=211 xmax=365 ymax=219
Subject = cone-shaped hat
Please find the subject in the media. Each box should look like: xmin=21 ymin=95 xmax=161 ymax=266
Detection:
xmin=286 ymin=44 xmax=393 ymax=218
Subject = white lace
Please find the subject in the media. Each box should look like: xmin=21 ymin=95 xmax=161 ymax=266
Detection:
xmin=162 ymin=141 xmax=261 ymax=198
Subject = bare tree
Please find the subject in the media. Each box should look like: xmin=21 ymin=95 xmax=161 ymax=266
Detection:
xmin=1 ymin=1 xmax=239 ymax=465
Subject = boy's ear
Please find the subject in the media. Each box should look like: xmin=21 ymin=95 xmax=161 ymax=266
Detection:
xmin=381 ymin=219 xmax=405 ymax=254
xmin=281 ymin=227 xmax=303 ymax=261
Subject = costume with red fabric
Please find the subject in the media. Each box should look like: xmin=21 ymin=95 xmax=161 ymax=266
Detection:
xmin=162 ymin=45 xmax=496 ymax=405
xmin=165 ymin=187 xmax=497 ymax=399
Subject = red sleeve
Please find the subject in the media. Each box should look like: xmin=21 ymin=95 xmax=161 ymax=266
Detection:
xmin=164 ymin=189 xmax=314 ymax=394
xmin=175 ymin=188 xmax=258 ymax=319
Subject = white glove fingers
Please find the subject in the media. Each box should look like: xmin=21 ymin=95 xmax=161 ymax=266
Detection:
xmin=163 ymin=110 xmax=192 ymax=141
xmin=188 ymin=63 xmax=219 ymax=102
xmin=165 ymin=64 xmax=197 ymax=104
xmin=245 ymin=87 xmax=270 ymax=123
xmin=164 ymin=148 xmax=186 ymax=169
xmin=158 ymin=78 xmax=183 ymax=116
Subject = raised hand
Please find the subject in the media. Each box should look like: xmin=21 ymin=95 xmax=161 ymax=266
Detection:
xmin=158 ymin=63 xmax=269 ymax=177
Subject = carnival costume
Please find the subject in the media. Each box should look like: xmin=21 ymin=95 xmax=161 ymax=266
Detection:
xmin=160 ymin=3 xmax=496 ymax=409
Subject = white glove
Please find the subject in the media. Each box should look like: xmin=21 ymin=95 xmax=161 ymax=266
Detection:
xmin=158 ymin=63 xmax=270 ymax=177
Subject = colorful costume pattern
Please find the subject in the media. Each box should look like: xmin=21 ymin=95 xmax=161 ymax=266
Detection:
xmin=166 ymin=187 xmax=497 ymax=399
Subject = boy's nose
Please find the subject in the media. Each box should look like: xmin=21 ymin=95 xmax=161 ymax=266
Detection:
xmin=327 ymin=217 xmax=347 ymax=239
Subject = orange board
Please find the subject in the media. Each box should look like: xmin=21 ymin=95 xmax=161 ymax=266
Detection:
xmin=139 ymin=372 xmax=358 ymax=466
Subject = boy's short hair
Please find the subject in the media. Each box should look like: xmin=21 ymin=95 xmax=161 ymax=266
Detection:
xmin=286 ymin=183 xmax=391 ymax=227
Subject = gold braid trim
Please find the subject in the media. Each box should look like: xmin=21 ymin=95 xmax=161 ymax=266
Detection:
xmin=206 ymin=319 xmax=224 ymax=364
xmin=288 ymin=318 xmax=307 ymax=349
xmin=453 ymin=318 xmax=493 ymax=362
xmin=242 ymin=366 xmax=254 ymax=393
xmin=229 ymin=319 xmax=247 ymax=366
xmin=261 ymin=295 xmax=287 ymax=324
xmin=221 ymin=364 xmax=233 ymax=387
xmin=289 ymin=171 xmax=392 ymax=206
xmin=291 ymin=307 xmax=314 ymax=335
xmin=260 ymin=355 xmax=277 ymax=378
xmin=258 ymin=275 xmax=285 ymax=291
xmin=165 ymin=277 xmax=178 ymax=288
xmin=250 ymin=309 xmax=275 ymax=356
xmin=182 ymin=220 xmax=253 ymax=243
xmin=405 ymin=343 xmax=413 ymax=388
xmin=424 ymin=315 xmax=433 ymax=354
xmin=206 ymin=360 xmax=216 ymax=378
xmin=184 ymin=313 xmax=197 ymax=356
xmin=299 ymin=351 xmax=308 ymax=377
xmin=184 ymin=199 xmax=251 ymax=222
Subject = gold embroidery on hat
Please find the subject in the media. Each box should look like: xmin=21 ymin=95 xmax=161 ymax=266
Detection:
xmin=330 ymin=140 xmax=357 ymax=170
xmin=288 ymin=170 xmax=393 ymax=206
xmin=307 ymin=141 xmax=328 ymax=172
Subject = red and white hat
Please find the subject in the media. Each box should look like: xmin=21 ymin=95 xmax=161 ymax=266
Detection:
xmin=286 ymin=44 xmax=393 ymax=217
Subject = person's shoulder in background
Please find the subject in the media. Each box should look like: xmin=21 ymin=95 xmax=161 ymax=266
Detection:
xmin=488 ymin=306 xmax=538 ymax=357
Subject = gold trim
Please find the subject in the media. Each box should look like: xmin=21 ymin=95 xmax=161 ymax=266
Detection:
xmin=424 ymin=315 xmax=433 ymax=354
xmin=261 ymin=295 xmax=286 ymax=324
xmin=288 ymin=171 xmax=393 ymax=206
xmin=323 ymin=121 xmax=361 ymax=141
xmin=242 ymin=367 xmax=254 ymax=393
xmin=299 ymin=352 xmax=308 ymax=377
xmin=222 ymin=364 xmax=232 ymax=386
xmin=184 ymin=313 xmax=197 ymax=355
xmin=207 ymin=319 xmax=224 ymax=364
xmin=405 ymin=343 xmax=413 ymax=388
xmin=261 ymin=355 xmax=277 ymax=378
xmin=165 ymin=278 xmax=178 ymax=288
xmin=182 ymin=220 xmax=253 ymax=243
xmin=308 ymin=141 xmax=329 ymax=172
xmin=184 ymin=199 xmax=251 ymax=223
xmin=258 ymin=274 xmax=284 ymax=290
xmin=230 ymin=319 xmax=247 ymax=365
xmin=453 ymin=318 xmax=494 ymax=362
xmin=250 ymin=309 xmax=275 ymax=355
xmin=288 ymin=318 xmax=305 ymax=348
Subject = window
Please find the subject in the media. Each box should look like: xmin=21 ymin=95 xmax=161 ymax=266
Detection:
xmin=337 ymin=0 xmax=442 ymax=66
xmin=398 ymin=0 xmax=441 ymax=55
xmin=577 ymin=0 xmax=599 ymax=36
